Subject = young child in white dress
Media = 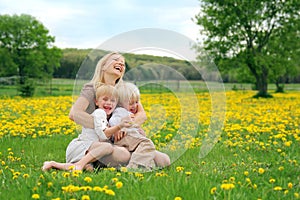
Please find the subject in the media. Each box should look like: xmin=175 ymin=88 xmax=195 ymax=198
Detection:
xmin=42 ymin=84 xmax=132 ymax=171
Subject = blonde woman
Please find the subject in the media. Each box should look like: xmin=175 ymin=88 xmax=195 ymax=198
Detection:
xmin=69 ymin=52 xmax=169 ymax=169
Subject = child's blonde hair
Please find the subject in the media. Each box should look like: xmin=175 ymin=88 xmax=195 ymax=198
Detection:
xmin=95 ymin=83 xmax=118 ymax=100
xmin=116 ymin=82 xmax=140 ymax=106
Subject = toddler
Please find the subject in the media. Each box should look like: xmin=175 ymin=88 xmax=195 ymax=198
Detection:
xmin=110 ymin=82 xmax=156 ymax=170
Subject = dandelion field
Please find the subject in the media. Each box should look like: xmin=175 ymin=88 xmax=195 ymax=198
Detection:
xmin=0 ymin=91 xmax=299 ymax=200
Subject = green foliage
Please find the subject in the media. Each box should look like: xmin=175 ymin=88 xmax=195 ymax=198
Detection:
xmin=195 ymin=0 xmax=300 ymax=97
xmin=17 ymin=78 xmax=36 ymax=97
xmin=0 ymin=14 xmax=62 ymax=96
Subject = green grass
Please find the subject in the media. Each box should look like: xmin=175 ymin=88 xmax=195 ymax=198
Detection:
xmin=1 ymin=133 xmax=299 ymax=199
xmin=0 ymin=79 xmax=299 ymax=97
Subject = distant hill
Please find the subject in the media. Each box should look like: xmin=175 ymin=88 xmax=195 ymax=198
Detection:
xmin=54 ymin=48 xmax=202 ymax=81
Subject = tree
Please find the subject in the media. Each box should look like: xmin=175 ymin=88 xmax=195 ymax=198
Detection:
xmin=195 ymin=0 xmax=300 ymax=97
xmin=0 ymin=14 xmax=61 ymax=96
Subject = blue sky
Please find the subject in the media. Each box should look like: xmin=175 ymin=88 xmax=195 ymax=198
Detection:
xmin=0 ymin=0 xmax=201 ymax=49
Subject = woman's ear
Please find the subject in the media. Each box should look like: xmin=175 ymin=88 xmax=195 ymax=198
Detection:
xmin=94 ymin=99 xmax=98 ymax=106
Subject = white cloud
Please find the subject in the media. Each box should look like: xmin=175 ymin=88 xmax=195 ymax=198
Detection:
xmin=0 ymin=0 xmax=202 ymax=49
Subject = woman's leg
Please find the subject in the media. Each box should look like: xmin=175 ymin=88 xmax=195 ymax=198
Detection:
xmin=74 ymin=142 xmax=114 ymax=170
xmin=100 ymin=146 xmax=131 ymax=167
xmin=154 ymin=151 xmax=170 ymax=168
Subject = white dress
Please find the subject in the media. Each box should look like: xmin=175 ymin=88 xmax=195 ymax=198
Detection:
xmin=66 ymin=109 xmax=109 ymax=163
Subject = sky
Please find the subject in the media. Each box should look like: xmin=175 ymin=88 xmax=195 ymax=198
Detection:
xmin=0 ymin=0 xmax=202 ymax=50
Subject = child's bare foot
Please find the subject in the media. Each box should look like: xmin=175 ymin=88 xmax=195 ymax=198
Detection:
xmin=42 ymin=161 xmax=54 ymax=171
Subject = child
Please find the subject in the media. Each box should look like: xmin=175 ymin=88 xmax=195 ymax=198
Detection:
xmin=110 ymin=82 xmax=156 ymax=170
xmin=42 ymin=84 xmax=132 ymax=171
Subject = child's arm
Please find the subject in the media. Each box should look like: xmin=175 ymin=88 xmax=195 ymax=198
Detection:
xmin=93 ymin=109 xmax=131 ymax=140
xmin=104 ymin=115 xmax=132 ymax=138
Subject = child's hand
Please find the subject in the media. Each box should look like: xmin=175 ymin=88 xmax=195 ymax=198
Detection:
xmin=114 ymin=130 xmax=126 ymax=142
xmin=118 ymin=116 xmax=133 ymax=129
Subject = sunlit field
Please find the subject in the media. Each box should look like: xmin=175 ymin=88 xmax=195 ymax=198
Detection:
xmin=0 ymin=91 xmax=299 ymax=199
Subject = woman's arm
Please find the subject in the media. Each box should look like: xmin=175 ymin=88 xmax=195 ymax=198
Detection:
xmin=132 ymin=102 xmax=147 ymax=126
xmin=69 ymin=96 xmax=94 ymax=129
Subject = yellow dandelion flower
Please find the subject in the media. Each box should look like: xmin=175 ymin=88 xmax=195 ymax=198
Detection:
xmin=284 ymin=190 xmax=289 ymax=195
xmin=294 ymin=192 xmax=299 ymax=198
xmin=185 ymin=171 xmax=192 ymax=176
xmin=47 ymin=182 xmax=53 ymax=188
xmin=93 ymin=186 xmax=103 ymax=192
xmin=278 ymin=166 xmax=284 ymax=171
xmin=31 ymin=194 xmax=40 ymax=199
xmin=120 ymin=167 xmax=128 ymax=173
xmin=62 ymin=172 xmax=70 ymax=178
xmin=23 ymin=174 xmax=29 ymax=178
xmin=258 ymin=168 xmax=265 ymax=174
xmin=51 ymin=171 xmax=57 ymax=177
xmin=221 ymin=183 xmax=235 ymax=190
xmin=253 ymin=184 xmax=257 ymax=189
xmin=288 ymin=182 xmax=293 ymax=189
xmin=284 ymin=141 xmax=292 ymax=147
xmin=244 ymin=171 xmax=249 ymax=176
xmin=229 ymin=177 xmax=235 ymax=182
xmin=273 ymin=186 xmax=282 ymax=191
xmin=116 ymin=181 xmax=123 ymax=189
xmin=111 ymin=177 xmax=118 ymax=183
xmin=174 ymin=197 xmax=182 ymax=200
xmin=277 ymin=148 xmax=282 ymax=153
xmin=84 ymin=177 xmax=92 ymax=183
xmin=210 ymin=187 xmax=217 ymax=194
xmin=176 ymin=166 xmax=184 ymax=172
xmin=46 ymin=191 xmax=52 ymax=197
xmin=269 ymin=178 xmax=276 ymax=183
xmin=81 ymin=195 xmax=90 ymax=200
xmin=68 ymin=165 xmax=75 ymax=170
xmin=13 ymin=172 xmax=21 ymax=176
xmin=105 ymin=189 xmax=115 ymax=196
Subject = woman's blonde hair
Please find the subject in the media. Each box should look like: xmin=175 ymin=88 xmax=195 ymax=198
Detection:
xmin=116 ymin=82 xmax=140 ymax=106
xmin=95 ymin=83 xmax=118 ymax=101
xmin=91 ymin=52 xmax=125 ymax=89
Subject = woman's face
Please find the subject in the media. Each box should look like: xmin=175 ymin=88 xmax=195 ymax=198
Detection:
xmin=103 ymin=54 xmax=125 ymax=78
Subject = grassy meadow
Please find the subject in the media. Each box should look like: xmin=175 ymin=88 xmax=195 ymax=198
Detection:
xmin=0 ymin=80 xmax=299 ymax=199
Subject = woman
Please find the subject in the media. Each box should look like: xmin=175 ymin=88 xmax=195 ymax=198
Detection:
xmin=69 ymin=52 xmax=170 ymax=168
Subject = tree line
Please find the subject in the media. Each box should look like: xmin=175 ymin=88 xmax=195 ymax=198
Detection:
xmin=1 ymin=1 xmax=300 ymax=97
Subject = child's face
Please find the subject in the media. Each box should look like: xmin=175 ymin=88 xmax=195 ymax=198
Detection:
xmin=122 ymin=99 xmax=139 ymax=114
xmin=96 ymin=95 xmax=117 ymax=116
